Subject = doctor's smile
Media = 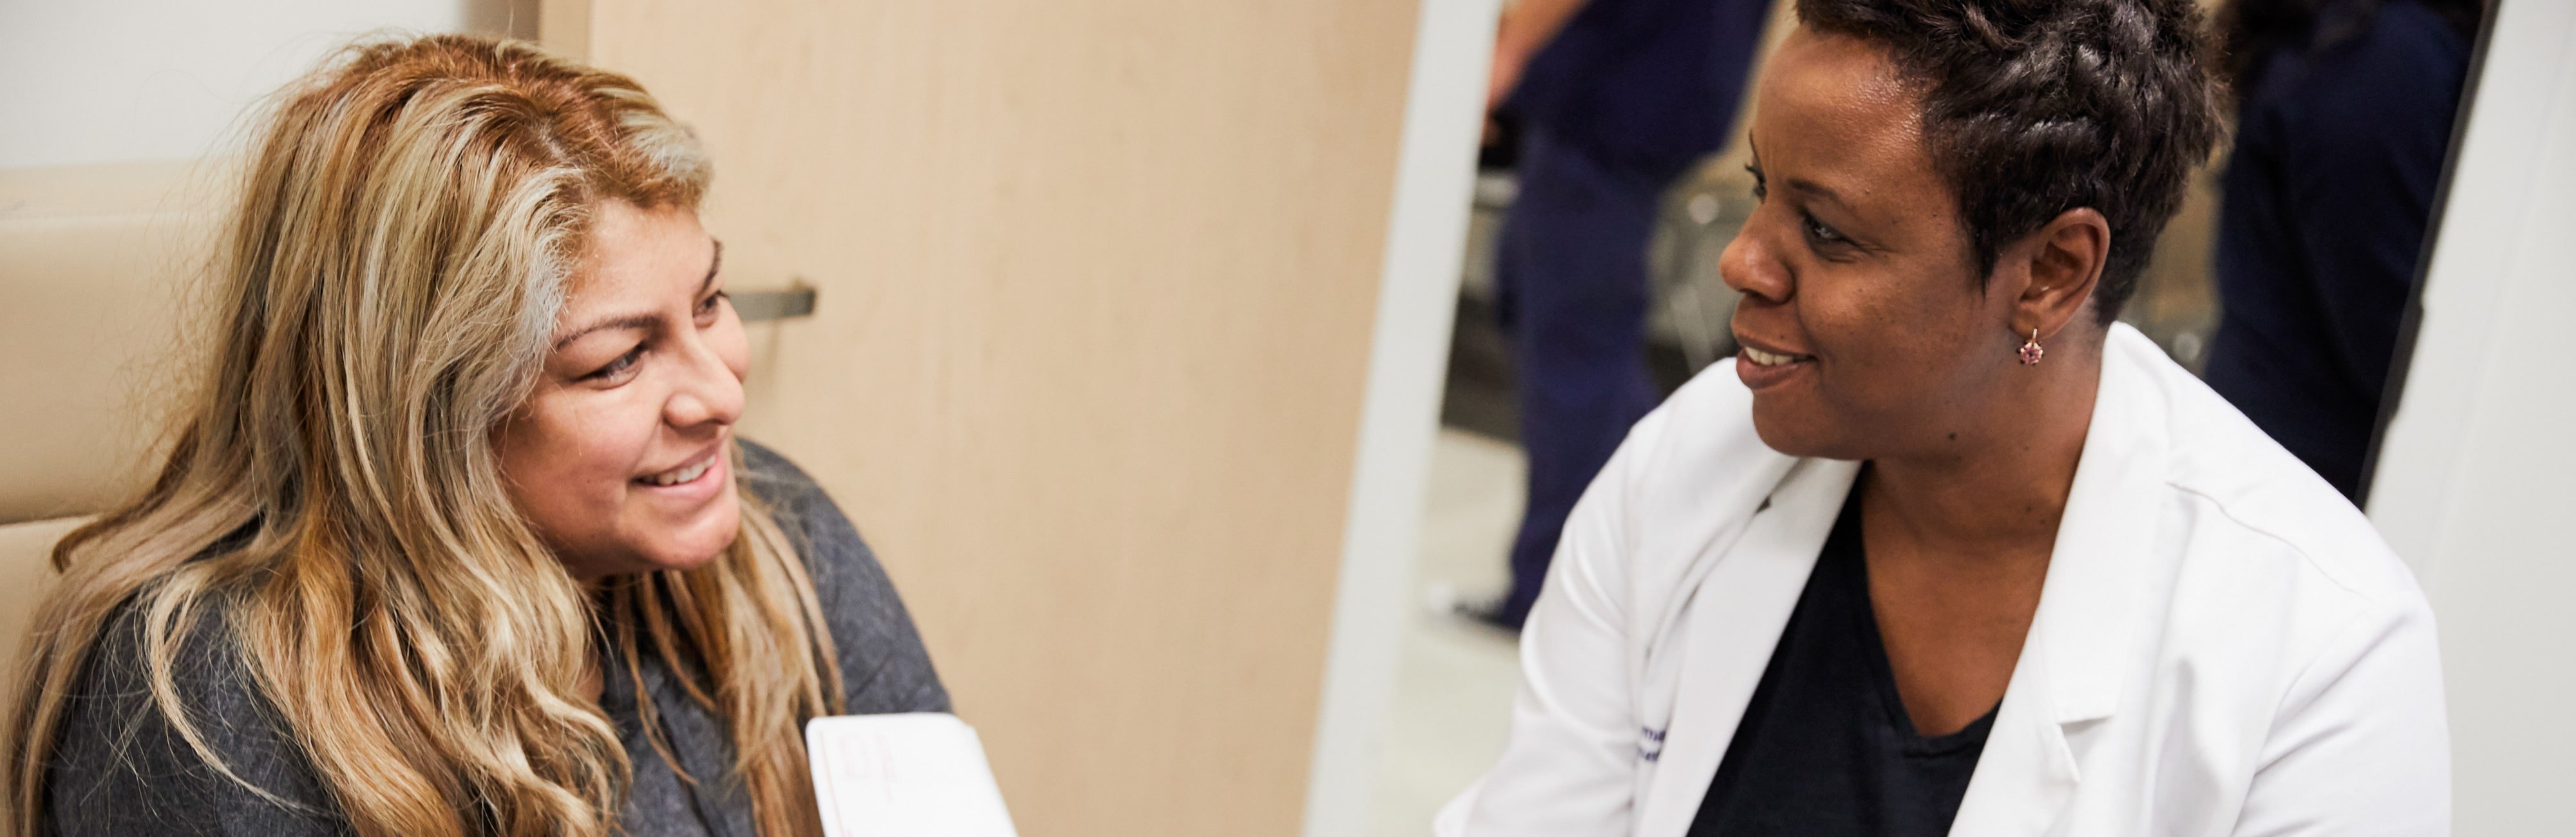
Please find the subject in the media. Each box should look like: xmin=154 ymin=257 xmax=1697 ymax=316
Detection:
xmin=1731 ymin=330 xmax=1814 ymax=386
xmin=1729 ymin=336 xmax=1813 ymax=391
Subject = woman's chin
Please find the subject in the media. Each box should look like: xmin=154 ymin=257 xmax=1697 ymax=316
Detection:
xmin=582 ymin=503 xmax=741 ymax=577
xmin=1748 ymin=400 xmax=1871 ymax=462
xmin=636 ymin=482 xmax=743 ymax=568
xmin=642 ymin=514 xmax=742 ymax=572
xmin=1748 ymin=399 xmax=1822 ymax=458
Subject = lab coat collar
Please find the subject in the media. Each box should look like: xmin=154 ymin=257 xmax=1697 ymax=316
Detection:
xmin=1951 ymin=324 xmax=2170 ymax=834
xmin=2029 ymin=325 xmax=2164 ymax=726
xmin=1634 ymin=455 xmax=1859 ymax=837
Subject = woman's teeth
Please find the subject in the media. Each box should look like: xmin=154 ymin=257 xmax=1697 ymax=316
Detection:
xmin=1741 ymin=347 xmax=1806 ymax=366
xmin=643 ymin=459 xmax=712 ymax=486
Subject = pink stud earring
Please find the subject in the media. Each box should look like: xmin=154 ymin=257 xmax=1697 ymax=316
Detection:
xmin=2019 ymin=328 xmax=2045 ymax=366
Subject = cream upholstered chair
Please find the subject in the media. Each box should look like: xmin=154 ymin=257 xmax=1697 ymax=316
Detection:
xmin=0 ymin=160 xmax=213 ymax=693
xmin=0 ymin=518 xmax=88 ymax=672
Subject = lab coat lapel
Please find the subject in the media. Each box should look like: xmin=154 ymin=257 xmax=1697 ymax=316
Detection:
xmin=1949 ymin=328 xmax=2166 ymax=836
xmin=1634 ymin=458 xmax=1861 ymax=837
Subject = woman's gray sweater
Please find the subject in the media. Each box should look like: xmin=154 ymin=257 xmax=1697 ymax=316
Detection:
xmin=41 ymin=440 xmax=950 ymax=837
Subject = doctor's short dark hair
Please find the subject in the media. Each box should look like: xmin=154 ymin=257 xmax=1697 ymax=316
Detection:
xmin=1795 ymin=0 xmax=2225 ymax=324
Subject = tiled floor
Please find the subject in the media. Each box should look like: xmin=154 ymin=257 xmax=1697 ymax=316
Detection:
xmin=1367 ymin=429 xmax=1529 ymax=837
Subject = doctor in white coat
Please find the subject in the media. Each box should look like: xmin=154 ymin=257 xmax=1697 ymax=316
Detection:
xmin=1437 ymin=1 xmax=2452 ymax=835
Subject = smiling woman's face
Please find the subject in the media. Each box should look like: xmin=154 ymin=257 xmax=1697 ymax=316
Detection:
xmin=498 ymin=200 xmax=748 ymax=580
xmin=1719 ymin=26 xmax=2027 ymax=462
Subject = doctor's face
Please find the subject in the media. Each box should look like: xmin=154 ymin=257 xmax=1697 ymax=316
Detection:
xmin=497 ymin=200 xmax=750 ymax=580
xmin=1719 ymin=27 xmax=2027 ymax=461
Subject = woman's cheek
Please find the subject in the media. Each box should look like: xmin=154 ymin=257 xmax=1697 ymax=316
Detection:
xmin=542 ymin=388 xmax=658 ymax=502
xmin=606 ymin=386 xmax=671 ymax=475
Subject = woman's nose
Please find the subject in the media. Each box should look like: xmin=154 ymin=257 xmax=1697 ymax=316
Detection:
xmin=1719 ymin=214 xmax=1792 ymax=305
xmin=664 ymin=336 xmax=744 ymax=430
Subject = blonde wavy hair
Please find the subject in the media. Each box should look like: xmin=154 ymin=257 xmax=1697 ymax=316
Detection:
xmin=6 ymin=33 xmax=844 ymax=837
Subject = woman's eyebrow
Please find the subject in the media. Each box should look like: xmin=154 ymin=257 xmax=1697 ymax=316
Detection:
xmin=554 ymin=314 xmax=657 ymax=350
xmin=701 ymin=238 xmax=723 ymax=296
xmin=554 ymin=239 xmax=725 ymax=350
xmin=1744 ymin=138 xmax=1853 ymax=211
xmin=1783 ymin=176 xmax=1850 ymax=211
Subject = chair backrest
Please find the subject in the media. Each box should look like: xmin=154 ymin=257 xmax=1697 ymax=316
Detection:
xmin=0 ymin=517 xmax=87 ymax=714
xmin=0 ymin=159 xmax=214 ymax=700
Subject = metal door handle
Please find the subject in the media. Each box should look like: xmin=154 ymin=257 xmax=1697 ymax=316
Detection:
xmin=732 ymin=283 xmax=817 ymax=323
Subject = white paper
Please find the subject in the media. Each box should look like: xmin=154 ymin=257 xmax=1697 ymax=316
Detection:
xmin=805 ymin=713 xmax=1019 ymax=837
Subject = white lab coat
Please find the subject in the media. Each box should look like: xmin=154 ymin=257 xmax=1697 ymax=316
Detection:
xmin=1437 ymin=324 xmax=2450 ymax=836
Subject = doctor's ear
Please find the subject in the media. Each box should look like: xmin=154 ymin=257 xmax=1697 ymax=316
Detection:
xmin=2002 ymin=207 xmax=2109 ymax=342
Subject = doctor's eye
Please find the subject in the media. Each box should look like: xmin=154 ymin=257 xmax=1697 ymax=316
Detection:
xmin=1801 ymin=213 xmax=1850 ymax=250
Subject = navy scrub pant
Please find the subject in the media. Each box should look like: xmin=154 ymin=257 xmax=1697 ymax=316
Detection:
xmin=1495 ymin=128 xmax=1676 ymax=626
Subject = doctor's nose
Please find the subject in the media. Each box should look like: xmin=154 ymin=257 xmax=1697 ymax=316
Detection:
xmin=1719 ymin=213 xmax=1793 ymax=308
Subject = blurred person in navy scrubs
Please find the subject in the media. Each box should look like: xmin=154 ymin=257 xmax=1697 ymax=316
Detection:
xmin=1469 ymin=0 xmax=1776 ymax=630
xmin=2201 ymin=0 xmax=2481 ymax=501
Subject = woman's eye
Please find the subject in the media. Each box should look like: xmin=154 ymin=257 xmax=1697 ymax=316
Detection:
xmin=583 ymin=344 xmax=646 ymax=382
xmin=1802 ymin=213 xmax=1848 ymax=247
xmin=696 ymin=290 xmax=728 ymax=318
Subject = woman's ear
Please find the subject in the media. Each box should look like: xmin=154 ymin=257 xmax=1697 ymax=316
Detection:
xmin=2012 ymin=207 xmax=2110 ymax=341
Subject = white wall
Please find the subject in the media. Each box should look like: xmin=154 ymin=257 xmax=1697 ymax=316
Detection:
xmin=2365 ymin=0 xmax=2576 ymax=831
xmin=0 ymin=0 xmax=518 ymax=169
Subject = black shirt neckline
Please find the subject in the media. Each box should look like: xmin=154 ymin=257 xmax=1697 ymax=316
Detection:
xmin=1842 ymin=491 xmax=2002 ymax=755
xmin=1684 ymin=480 xmax=2003 ymax=837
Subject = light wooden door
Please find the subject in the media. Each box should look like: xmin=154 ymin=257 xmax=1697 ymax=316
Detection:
xmin=542 ymin=2 xmax=1422 ymax=834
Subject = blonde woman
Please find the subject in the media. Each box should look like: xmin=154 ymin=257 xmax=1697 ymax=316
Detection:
xmin=6 ymin=34 xmax=945 ymax=837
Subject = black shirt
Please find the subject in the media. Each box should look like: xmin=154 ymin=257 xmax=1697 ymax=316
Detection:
xmin=1685 ymin=487 xmax=1997 ymax=836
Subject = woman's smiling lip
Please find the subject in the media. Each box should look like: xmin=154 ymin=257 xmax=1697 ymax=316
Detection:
xmin=634 ymin=440 xmax=728 ymax=505
xmin=1732 ymin=333 xmax=1814 ymax=391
